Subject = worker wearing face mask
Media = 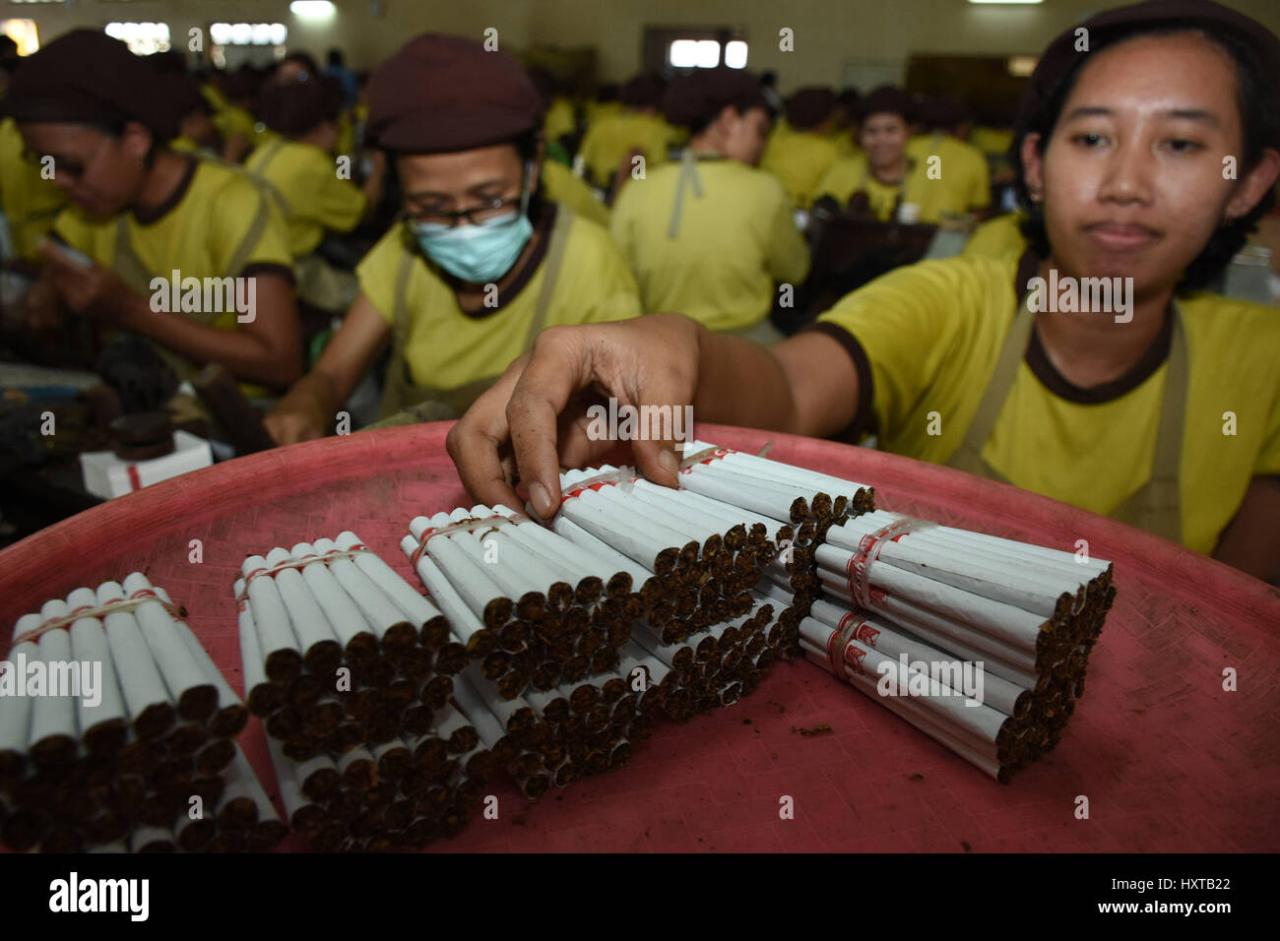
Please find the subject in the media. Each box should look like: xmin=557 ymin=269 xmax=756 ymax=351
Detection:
xmin=264 ymin=33 xmax=642 ymax=444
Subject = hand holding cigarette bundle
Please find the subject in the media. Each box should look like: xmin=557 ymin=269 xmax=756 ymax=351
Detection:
xmin=1 ymin=575 xmax=281 ymax=853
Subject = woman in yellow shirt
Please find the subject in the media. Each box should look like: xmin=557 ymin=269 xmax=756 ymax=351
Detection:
xmin=265 ymin=34 xmax=640 ymax=444
xmin=609 ymin=69 xmax=809 ymax=339
xmin=9 ymin=30 xmax=302 ymax=391
xmin=449 ymin=0 xmax=1280 ymax=583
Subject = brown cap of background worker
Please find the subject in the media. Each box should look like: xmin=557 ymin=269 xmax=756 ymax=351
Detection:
xmin=445 ymin=0 xmax=1280 ymax=582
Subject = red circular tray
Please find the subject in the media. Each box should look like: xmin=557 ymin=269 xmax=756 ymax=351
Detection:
xmin=1 ymin=422 xmax=1276 ymax=852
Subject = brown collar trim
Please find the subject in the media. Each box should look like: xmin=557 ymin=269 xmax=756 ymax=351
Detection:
xmin=1014 ymin=249 xmax=1174 ymax=405
xmin=132 ymin=153 xmax=198 ymax=226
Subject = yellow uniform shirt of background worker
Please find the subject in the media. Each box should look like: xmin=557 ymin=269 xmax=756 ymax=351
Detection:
xmin=541 ymin=160 xmax=610 ymax=227
xmin=543 ymin=97 xmax=576 ymax=144
xmin=964 ymin=213 xmax=1027 ymax=260
xmin=906 ymin=133 xmax=991 ymax=213
xmin=356 ymin=208 xmax=641 ymax=395
xmin=52 ymin=158 xmax=294 ymax=332
xmin=816 ymin=152 xmax=983 ymax=224
xmin=761 ymin=129 xmax=839 ymax=209
xmin=815 ymin=253 xmax=1280 ymax=554
xmin=0 ymin=117 xmax=67 ymax=261
xmin=610 ymin=158 xmax=809 ymax=333
xmin=245 ymin=138 xmax=366 ymax=257
xmin=578 ymin=111 xmax=675 ymax=185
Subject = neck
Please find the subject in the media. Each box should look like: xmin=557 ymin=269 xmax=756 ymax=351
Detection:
xmin=871 ymin=156 xmax=906 ymax=184
xmin=1033 ymin=256 xmax=1174 ymax=388
xmin=688 ymin=130 xmax=721 ymax=157
xmin=133 ymin=150 xmax=191 ymax=216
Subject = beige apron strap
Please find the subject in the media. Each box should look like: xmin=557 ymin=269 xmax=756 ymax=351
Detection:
xmin=375 ymin=248 xmax=418 ymax=419
xmin=666 ymin=150 xmax=704 ymax=239
xmin=223 ymin=190 xmax=272 ymax=281
xmin=111 ymin=215 xmax=154 ymax=297
xmin=946 ymin=301 xmax=1036 ymax=477
xmin=522 ymin=206 xmax=573 ymax=352
xmin=1111 ymin=307 xmax=1187 ymax=543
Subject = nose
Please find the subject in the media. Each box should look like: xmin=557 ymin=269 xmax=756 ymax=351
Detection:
xmin=1097 ymin=135 xmax=1154 ymax=206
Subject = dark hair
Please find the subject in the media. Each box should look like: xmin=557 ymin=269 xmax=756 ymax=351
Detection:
xmin=1014 ymin=25 xmax=1279 ymax=292
xmin=327 ymin=48 xmax=345 ymax=67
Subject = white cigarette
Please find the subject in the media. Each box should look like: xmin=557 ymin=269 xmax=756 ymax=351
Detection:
xmin=490 ymin=505 xmax=617 ymax=583
xmin=550 ymin=515 xmax=652 ymax=586
xmin=449 ymin=673 xmax=506 ymax=748
xmin=400 ymin=537 xmax=487 ymax=645
xmin=0 ymin=616 xmax=38 ymax=771
xmin=95 ymin=581 xmax=174 ymax=737
xmin=310 ymin=537 xmax=413 ymax=645
xmin=121 ymin=573 xmax=220 ymax=723
xmin=239 ymin=555 xmax=303 ymax=678
xmin=289 ymin=540 xmax=373 ymax=651
xmin=409 ymin=514 xmax=508 ymax=623
xmin=64 ymin=588 xmax=128 ymax=750
xmin=334 ymin=530 xmax=445 ymax=631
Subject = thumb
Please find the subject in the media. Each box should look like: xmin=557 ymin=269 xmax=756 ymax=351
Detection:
xmin=631 ymin=434 xmax=683 ymax=490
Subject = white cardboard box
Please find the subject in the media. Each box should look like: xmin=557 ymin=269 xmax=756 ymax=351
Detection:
xmin=80 ymin=431 xmax=213 ymax=500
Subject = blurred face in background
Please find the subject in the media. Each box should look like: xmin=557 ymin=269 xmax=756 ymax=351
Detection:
xmin=860 ymin=111 xmax=909 ymax=174
xmin=1022 ymin=31 xmax=1280 ymax=299
xmin=18 ymin=121 xmax=150 ymax=219
xmin=717 ymin=105 xmax=771 ymax=166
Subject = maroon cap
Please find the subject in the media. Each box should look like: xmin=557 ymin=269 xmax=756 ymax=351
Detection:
xmin=784 ymin=87 xmax=836 ymax=130
xmin=4 ymin=29 xmax=185 ymax=140
xmin=1016 ymin=0 xmax=1280 ymax=147
xmin=662 ymin=69 xmax=769 ymax=130
xmin=365 ymin=34 xmax=543 ymax=153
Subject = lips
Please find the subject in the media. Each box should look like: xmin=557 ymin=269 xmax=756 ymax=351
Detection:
xmin=1085 ymin=221 xmax=1160 ymax=252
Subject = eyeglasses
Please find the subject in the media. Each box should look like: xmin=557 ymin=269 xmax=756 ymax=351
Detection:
xmin=400 ymin=164 xmax=533 ymax=229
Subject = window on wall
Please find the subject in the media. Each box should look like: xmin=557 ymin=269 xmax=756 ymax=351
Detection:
xmin=0 ymin=19 xmax=40 ymax=54
xmin=104 ymin=22 xmax=171 ymax=56
xmin=208 ymin=22 xmax=289 ymax=70
xmin=644 ymin=28 xmax=748 ymax=75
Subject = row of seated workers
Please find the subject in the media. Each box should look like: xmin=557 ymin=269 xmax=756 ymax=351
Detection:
xmin=0 ymin=1 xmax=1277 ymax=581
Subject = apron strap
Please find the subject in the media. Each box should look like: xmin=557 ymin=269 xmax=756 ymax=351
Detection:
xmin=224 ymin=189 xmax=272 ymax=280
xmin=376 ymin=248 xmax=418 ymax=419
xmin=666 ymin=150 xmax=705 ymax=239
xmin=522 ymin=205 xmax=573 ymax=352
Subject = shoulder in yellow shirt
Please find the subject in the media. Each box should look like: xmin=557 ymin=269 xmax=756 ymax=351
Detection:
xmin=610 ymin=158 xmax=809 ymax=332
xmin=761 ymin=130 xmax=840 ymax=209
xmin=964 ymin=213 xmax=1027 ymax=259
xmin=541 ymin=160 xmax=610 ymax=228
xmin=0 ymin=117 xmax=68 ymax=261
xmin=356 ymin=205 xmax=640 ymax=394
xmin=245 ymin=138 xmax=365 ymax=257
xmin=579 ymin=111 xmax=675 ymax=186
xmin=814 ymin=253 xmax=1280 ymax=553
xmin=54 ymin=156 xmax=294 ymax=330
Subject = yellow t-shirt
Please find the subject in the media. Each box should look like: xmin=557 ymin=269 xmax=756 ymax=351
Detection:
xmin=544 ymin=97 xmax=577 ymax=143
xmin=356 ymin=208 xmax=641 ymax=393
xmin=761 ymin=130 xmax=840 ymax=209
xmin=816 ymin=253 xmax=1280 ymax=553
xmin=906 ymin=133 xmax=991 ymax=214
xmin=968 ymin=125 xmax=1015 ymax=159
xmin=964 ymin=213 xmax=1027 ymax=260
xmin=610 ymin=158 xmax=809 ymax=332
xmin=53 ymin=157 xmax=294 ymax=333
xmin=0 ymin=117 xmax=68 ymax=262
xmin=245 ymin=138 xmax=365 ymax=257
xmin=579 ymin=111 xmax=675 ymax=186
xmin=817 ymin=149 xmax=985 ymax=224
xmin=542 ymin=160 xmax=610 ymax=228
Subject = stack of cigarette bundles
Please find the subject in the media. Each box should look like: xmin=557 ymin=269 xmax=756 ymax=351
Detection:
xmin=1 ymin=575 xmax=283 ymax=853
xmin=238 ymin=533 xmax=483 ymax=851
xmin=677 ymin=441 xmax=876 ymax=633
xmin=801 ymin=509 xmax=1115 ymax=782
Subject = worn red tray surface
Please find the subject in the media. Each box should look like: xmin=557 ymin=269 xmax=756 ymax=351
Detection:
xmin=1 ymin=422 xmax=1276 ymax=852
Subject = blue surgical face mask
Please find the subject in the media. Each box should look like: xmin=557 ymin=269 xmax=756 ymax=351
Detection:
xmin=408 ymin=167 xmax=536 ymax=284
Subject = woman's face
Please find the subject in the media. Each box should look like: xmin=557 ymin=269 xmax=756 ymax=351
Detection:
xmin=1023 ymin=31 xmax=1280 ymax=297
xmin=18 ymin=122 xmax=149 ymax=219
xmin=860 ymin=113 xmax=908 ymax=170
xmin=398 ymin=143 xmax=531 ymax=225
xmin=720 ymin=106 xmax=771 ymax=166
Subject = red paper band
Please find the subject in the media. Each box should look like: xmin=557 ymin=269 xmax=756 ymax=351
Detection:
xmin=13 ymin=588 xmax=182 ymax=646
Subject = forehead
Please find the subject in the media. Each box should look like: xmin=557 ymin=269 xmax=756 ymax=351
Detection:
xmin=16 ymin=121 xmax=111 ymax=154
xmin=1066 ymin=31 xmax=1240 ymax=113
xmin=397 ymin=143 xmax=522 ymax=191
xmin=862 ymin=112 xmax=906 ymax=129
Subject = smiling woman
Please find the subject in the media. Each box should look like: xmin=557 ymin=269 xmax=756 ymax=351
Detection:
xmin=447 ymin=0 xmax=1280 ymax=583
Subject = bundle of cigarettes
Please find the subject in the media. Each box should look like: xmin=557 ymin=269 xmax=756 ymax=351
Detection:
xmin=801 ymin=509 xmax=1115 ymax=781
xmin=236 ymin=532 xmax=492 ymax=850
xmin=0 ymin=575 xmax=283 ymax=853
